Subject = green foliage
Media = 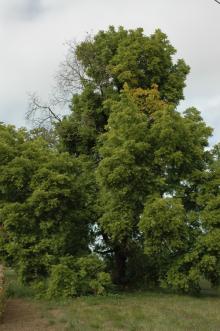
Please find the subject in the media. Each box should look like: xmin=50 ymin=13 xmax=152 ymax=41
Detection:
xmin=47 ymin=255 xmax=112 ymax=299
xmin=140 ymin=197 xmax=187 ymax=258
xmin=96 ymin=83 xmax=212 ymax=287
xmin=97 ymin=90 xmax=151 ymax=243
xmin=162 ymin=258 xmax=201 ymax=294
xmin=140 ymin=167 xmax=220 ymax=293
xmin=47 ymin=263 xmax=78 ymax=299
xmin=58 ymin=26 xmax=190 ymax=156
xmin=76 ymin=26 xmax=189 ymax=104
xmin=0 ymin=124 xmax=95 ymax=285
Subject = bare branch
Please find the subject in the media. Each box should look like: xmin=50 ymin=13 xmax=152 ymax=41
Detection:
xmin=55 ymin=40 xmax=91 ymax=104
xmin=214 ymin=0 xmax=220 ymax=4
xmin=26 ymin=38 xmax=92 ymax=128
xmin=26 ymin=93 xmax=62 ymax=129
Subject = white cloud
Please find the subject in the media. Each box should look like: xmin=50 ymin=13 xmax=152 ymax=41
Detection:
xmin=0 ymin=0 xmax=220 ymax=143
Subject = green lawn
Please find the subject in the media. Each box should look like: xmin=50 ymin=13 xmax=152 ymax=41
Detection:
xmin=40 ymin=291 xmax=220 ymax=331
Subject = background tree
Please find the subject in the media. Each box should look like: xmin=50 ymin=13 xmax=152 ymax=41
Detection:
xmin=0 ymin=123 xmax=95 ymax=283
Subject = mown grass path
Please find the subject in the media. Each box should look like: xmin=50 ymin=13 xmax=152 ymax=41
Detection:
xmin=1 ymin=299 xmax=59 ymax=331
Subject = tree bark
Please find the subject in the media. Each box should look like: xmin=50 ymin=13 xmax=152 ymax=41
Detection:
xmin=113 ymin=248 xmax=127 ymax=286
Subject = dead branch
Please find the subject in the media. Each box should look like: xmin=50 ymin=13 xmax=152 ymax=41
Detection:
xmin=26 ymin=93 xmax=62 ymax=129
xmin=55 ymin=40 xmax=92 ymax=104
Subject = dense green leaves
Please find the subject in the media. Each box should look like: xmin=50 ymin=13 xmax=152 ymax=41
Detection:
xmin=140 ymin=197 xmax=187 ymax=256
xmin=47 ymin=255 xmax=112 ymax=298
xmin=76 ymin=27 xmax=189 ymax=104
xmin=95 ymin=83 xmax=213 ymax=287
xmin=0 ymin=124 xmax=95 ymax=283
xmin=58 ymin=26 xmax=190 ymax=156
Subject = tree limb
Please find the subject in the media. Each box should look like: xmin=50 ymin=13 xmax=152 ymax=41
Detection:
xmin=26 ymin=93 xmax=62 ymax=129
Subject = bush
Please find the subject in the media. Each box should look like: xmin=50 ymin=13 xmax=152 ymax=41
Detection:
xmin=89 ymin=272 xmax=112 ymax=295
xmin=46 ymin=255 xmax=112 ymax=299
xmin=161 ymin=252 xmax=201 ymax=294
xmin=47 ymin=264 xmax=78 ymax=299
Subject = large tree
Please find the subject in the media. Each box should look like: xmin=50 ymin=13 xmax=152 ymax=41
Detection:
xmin=2 ymin=26 xmax=218 ymax=293
xmin=56 ymin=27 xmax=216 ymax=288
xmin=96 ymin=86 xmax=212 ymax=285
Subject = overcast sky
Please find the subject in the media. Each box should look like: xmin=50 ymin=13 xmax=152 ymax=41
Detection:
xmin=1 ymin=0 xmax=220 ymax=144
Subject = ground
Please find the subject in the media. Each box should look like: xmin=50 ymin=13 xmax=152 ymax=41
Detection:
xmin=1 ymin=291 xmax=220 ymax=331
xmin=2 ymin=271 xmax=220 ymax=331
xmin=1 ymin=299 xmax=59 ymax=331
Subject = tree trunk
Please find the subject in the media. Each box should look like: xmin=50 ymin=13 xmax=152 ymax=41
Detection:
xmin=113 ymin=248 xmax=127 ymax=286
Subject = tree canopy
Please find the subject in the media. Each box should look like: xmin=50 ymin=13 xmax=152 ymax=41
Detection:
xmin=0 ymin=26 xmax=219 ymax=295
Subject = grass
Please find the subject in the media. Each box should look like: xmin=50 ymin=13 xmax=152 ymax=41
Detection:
xmin=37 ymin=291 xmax=220 ymax=331
xmin=5 ymin=268 xmax=35 ymax=298
xmin=4 ymin=270 xmax=220 ymax=330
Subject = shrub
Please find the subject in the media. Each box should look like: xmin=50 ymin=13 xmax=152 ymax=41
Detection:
xmin=47 ymin=264 xmax=78 ymax=299
xmin=89 ymin=272 xmax=112 ymax=295
xmin=46 ymin=255 xmax=112 ymax=299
